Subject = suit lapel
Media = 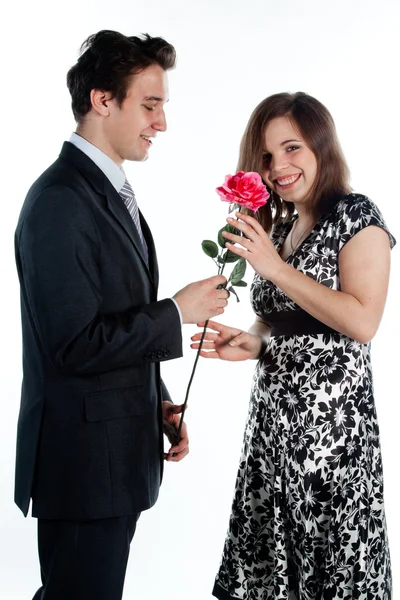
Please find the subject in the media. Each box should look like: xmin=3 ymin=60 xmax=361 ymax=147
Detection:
xmin=139 ymin=212 xmax=159 ymax=291
xmin=59 ymin=142 xmax=157 ymax=285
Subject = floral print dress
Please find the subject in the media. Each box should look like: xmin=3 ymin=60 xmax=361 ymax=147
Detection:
xmin=212 ymin=194 xmax=395 ymax=600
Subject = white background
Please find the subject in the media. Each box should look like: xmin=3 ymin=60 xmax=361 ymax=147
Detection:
xmin=1 ymin=0 xmax=399 ymax=598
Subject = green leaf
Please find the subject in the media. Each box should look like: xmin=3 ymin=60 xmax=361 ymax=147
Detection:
xmin=228 ymin=286 xmax=240 ymax=303
xmin=232 ymin=280 xmax=247 ymax=287
xmin=220 ymin=249 xmax=240 ymax=263
xmin=217 ymin=224 xmax=240 ymax=248
xmin=201 ymin=240 xmax=218 ymax=258
xmin=230 ymin=258 xmax=246 ymax=284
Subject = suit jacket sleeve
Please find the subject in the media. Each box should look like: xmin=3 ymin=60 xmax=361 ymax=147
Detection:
xmin=16 ymin=185 xmax=182 ymax=375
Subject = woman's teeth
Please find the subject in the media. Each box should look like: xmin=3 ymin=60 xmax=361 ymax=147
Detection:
xmin=276 ymin=174 xmax=300 ymax=186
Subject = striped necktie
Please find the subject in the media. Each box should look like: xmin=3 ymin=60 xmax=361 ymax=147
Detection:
xmin=119 ymin=179 xmax=149 ymax=264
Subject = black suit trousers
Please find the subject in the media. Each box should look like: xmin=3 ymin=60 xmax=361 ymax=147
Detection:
xmin=32 ymin=515 xmax=140 ymax=600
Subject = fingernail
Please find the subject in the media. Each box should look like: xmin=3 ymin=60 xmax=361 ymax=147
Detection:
xmin=227 ymin=218 xmax=233 ymax=222
xmin=229 ymin=341 xmax=236 ymax=346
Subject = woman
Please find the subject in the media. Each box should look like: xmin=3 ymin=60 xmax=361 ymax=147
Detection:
xmin=191 ymin=92 xmax=395 ymax=599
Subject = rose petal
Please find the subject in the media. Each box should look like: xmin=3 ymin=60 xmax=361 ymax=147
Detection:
xmin=217 ymin=171 xmax=269 ymax=211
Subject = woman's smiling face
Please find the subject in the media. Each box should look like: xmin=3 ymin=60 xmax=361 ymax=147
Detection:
xmin=262 ymin=116 xmax=318 ymax=206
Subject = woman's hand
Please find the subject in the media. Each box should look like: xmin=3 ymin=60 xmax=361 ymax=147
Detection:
xmin=222 ymin=212 xmax=285 ymax=282
xmin=191 ymin=320 xmax=262 ymax=361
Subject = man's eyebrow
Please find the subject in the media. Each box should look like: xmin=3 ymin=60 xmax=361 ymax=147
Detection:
xmin=142 ymin=96 xmax=168 ymax=102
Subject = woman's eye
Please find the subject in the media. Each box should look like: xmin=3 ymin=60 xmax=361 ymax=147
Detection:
xmin=286 ymin=145 xmax=300 ymax=152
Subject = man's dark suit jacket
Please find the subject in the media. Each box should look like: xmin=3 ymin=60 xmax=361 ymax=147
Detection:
xmin=14 ymin=142 xmax=183 ymax=520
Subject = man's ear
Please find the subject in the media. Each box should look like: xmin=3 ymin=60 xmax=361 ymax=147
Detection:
xmin=90 ymin=89 xmax=113 ymax=117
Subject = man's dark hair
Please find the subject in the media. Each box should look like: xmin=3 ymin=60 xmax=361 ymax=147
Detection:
xmin=66 ymin=30 xmax=176 ymax=122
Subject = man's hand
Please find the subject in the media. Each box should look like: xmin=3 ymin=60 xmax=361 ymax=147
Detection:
xmin=162 ymin=401 xmax=189 ymax=462
xmin=173 ymin=275 xmax=229 ymax=324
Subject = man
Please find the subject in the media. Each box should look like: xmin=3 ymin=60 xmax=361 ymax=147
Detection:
xmin=14 ymin=30 xmax=228 ymax=600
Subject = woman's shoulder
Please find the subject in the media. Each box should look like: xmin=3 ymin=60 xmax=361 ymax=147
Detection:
xmin=331 ymin=193 xmax=396 ymax=249
xmin=333 ymin=192 xmax=377 ymax=218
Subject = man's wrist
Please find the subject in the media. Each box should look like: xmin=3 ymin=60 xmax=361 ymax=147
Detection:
xmin=170 ymin=297 xmax=183 ymax=326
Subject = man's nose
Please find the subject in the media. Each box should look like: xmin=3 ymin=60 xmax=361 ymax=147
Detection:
xmin=153 ymin=110 xmax=167 ymax=133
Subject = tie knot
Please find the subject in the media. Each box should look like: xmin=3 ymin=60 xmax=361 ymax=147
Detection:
xmin=120 ymin=179 xmax=134 ymax=199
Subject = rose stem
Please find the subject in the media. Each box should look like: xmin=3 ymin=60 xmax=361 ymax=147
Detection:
xmin=174 ymin=205 xmax=241 ymax=444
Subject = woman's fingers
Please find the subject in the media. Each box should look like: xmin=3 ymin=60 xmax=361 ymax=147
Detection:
xmin=191 ymin=331 xmax=220 ymax=342
xmin=196 ymin=320 xmax=242 ymax=336
xmin=226 ymin=217 xmax=255 ymax=240
xmin=228 ymin=332 xmax=249 ymax=347
xmin=191 ymin=329 xmax=247 ymax=351
xmin=222 ymin=229 xmax=252 ymax=248
xmin=198 ymin=349 xmax=220 ymax=358
xmin=224 ymin=242 xmax=245 ymax=257
xmin=191 ymin=341 xmax=217 ymax=350
xmin=196 ymin=320 xmax=223 ymax=331
xmin=233 ymin=212 xmax=266 ymax=236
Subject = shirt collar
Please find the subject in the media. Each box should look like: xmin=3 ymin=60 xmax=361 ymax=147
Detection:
xmin=69 ymin=132 xmax=126 ymax=193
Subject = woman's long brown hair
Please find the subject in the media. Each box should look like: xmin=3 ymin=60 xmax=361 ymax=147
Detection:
xmin=237 ymin=92 xmax=351 ymax=233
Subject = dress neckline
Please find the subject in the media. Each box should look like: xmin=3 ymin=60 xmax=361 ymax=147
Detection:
xmin=278 ymin=215 xmax=318 ymax=263
xmin=274 ymin=194 xmax=347 ymax=262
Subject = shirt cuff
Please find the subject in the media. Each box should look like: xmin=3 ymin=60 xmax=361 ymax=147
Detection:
xmin=170 ymin=297 xmax=183 ymax=326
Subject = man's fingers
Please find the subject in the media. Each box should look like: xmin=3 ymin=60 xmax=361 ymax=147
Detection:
xmin=209 ymin=275 xmax=227 ymax=287
xmin=167 ymin=424 xmax=189 ymax=460
xmin=169 ymin=439 xmax=188 ymax=454
xmin=169 ymin=404 xmax=184 ymax=414
xmin=165 ymin=403 xmax=188 ymax=415
xmin=165 ymin=446 xmax=189 ymax=462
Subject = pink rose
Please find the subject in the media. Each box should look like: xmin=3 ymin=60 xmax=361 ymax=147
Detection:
xmin=216 ymin=171 xmax=270 ymax=212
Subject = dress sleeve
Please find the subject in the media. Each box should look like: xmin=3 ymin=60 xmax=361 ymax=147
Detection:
xmin=336 ymin=194 xmax=396 ymax=252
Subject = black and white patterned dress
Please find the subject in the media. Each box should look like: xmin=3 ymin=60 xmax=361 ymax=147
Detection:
xmin=213 ymin=194 xmax=395 ymax=600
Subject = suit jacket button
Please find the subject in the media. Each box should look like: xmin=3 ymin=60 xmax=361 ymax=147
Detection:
xmin=157 ymin=350 xmax=164 ymax=358
xmin=163 ymin=350 xmax=170 ymax=358
xmin=151 ymin=351 xmax=157 ymax=359
xmin=144 ymin=352 xmax=150 ymax=359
